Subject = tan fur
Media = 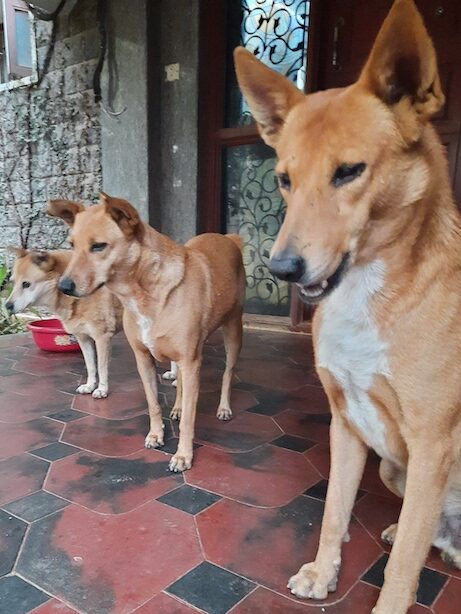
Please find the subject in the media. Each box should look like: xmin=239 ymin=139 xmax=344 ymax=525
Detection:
xmin=7 ymin=249 xmax=123 ymax=398
xmin=47 ymin=194 xmax=245 ymax=472
xmin=235 ymin=1 xmax=461 ymax=612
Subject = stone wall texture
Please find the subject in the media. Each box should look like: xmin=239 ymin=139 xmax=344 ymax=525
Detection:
xmin=0 ymin=0 xmax=101 ymax=256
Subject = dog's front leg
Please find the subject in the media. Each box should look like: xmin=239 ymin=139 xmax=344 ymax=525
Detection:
xmin=75 ymin=334 xmax=97 ymax=394
xmin=372 ymin=441 xmax=451 ymax=614
xmin=288 ymin=411 xmax=368 ymax=599
xmin=169 ymin=359 xmax=200 ymax=472
xmin=133 ymin=346 xmax=165 ymax=449
xmin=92 ymin=334 xmax=112 ymax=399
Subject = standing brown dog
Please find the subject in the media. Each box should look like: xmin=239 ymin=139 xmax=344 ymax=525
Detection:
xmin=47 ymin=193 xmax=245 ymax=472
xmin=235 ymin=0 xmax=461 ymax=612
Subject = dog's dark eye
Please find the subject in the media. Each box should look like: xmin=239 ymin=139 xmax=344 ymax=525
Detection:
xmin=331 ymin=162 xmax=366 ymax=188
xmin=90 ymin=242 xmax=108 ymax=253
xmin=277 ymin=172 xmax=291 ymax=191
xmin=22 ymin=281 xmax=31 ymax=289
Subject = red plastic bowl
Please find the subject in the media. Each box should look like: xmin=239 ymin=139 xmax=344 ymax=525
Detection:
xmin=27 ymin=318 xmax=81 ymax=352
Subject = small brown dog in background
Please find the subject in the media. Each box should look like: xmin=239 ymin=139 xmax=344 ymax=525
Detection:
xmin=47 ymin=193 xmax=245 ymax=472
xmin=6 ymin=248 xmax=123 ymax=398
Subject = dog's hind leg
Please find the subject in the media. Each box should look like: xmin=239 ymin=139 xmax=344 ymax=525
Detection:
xmin=170 ymin=365 xmax=182 ymax=420
xmin=372 ymin=440 xmax=452 ymax=614
xmin=92 ymin=333 xmax=112 ymax=399
xmin=75 ymin=333 xmax=97 ymax=394
xmin=216 ymin=309 xmax=242 ymax=421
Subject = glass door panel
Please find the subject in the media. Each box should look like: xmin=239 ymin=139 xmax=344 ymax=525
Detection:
xmin=221 ymin=1 xmax=310 ymax=315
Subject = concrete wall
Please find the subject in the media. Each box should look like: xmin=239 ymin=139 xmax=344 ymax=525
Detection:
xmin=158 ymin=0 xmax=200 ymax=243
xmin=0 ymin=0 xmax=102 ymax=254
xmin=100 ymin=0 xmax=150 ymax=222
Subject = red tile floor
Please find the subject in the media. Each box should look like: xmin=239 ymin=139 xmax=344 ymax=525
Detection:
xmin=0 ymin=329 xmax=460 ymax=614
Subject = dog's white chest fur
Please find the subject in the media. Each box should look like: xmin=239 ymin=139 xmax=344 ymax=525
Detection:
xmin=128 ymin=299 xmax=154 ymax=352
xmin=317 ymin=260 xmax=391 ymax=458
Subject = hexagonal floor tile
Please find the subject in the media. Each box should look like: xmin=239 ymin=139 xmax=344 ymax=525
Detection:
xmin=72 ymin=387 xmax=148 ymax=420
xmin=0 ymin=418 xmax=63 ymax=460
xmin=46 ymin=449 xmax=183 ymax=514
xmin=0 ymin=454 xmax=49 ymax=506
xmin=61 ymin=413 xmax=150 ymax=456
xmin=235 ymin=357 xmax=314 ymax=391
xmin=135 ymin=592 xmax=199 ymax=613
xmin=17 ymin=501 xmax=203 ymax=614
xmin=196 ymin=496 xmax=382 ymax=603
xmin=275 ymin=409 xmax=331 ymax=444
xmin=186 ymin=444 xmax=320 ymax=507
xmin=194 ymin=411 xmax=282 ymax=452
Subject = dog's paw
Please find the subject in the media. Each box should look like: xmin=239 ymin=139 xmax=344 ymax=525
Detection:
xmin=92 ymin=387 xmax=108 ymax=399
xmin=162 ymin=370 xmax=176 ymax=381
xmin=216 ymin=406 xmax=232 ymax=421
xmin=76 ymin=382 xmax=97 ymax=395
xmin=441 ymin=546 xmax=461 ymax=570
xmin=170 ymin=406 xmax=182 ymax=421
xmin=144 ymin=429 xmax=165 ymax=449
xmin=287 ymin=561 xmax=340 ymax=600
xmin=169 ymin=453 xmax=192 ymax=472
xmin=381 ymin=523 xmax=397 ymax=546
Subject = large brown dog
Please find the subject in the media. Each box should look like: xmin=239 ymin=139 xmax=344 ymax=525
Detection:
xmin=235 ymin=1 xmax=461 ymax=612
xmin=7 ymin=248 xmax=122 ymax=398
xmin=47 ymin=193 xmax=245 ymax=472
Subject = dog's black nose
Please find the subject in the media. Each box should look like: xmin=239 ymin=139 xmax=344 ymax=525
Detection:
xmin=58 ymin=277 xmax=76 ymax=296
xmin=269 ymin=251 xmax=305 ymax=282
xmin=5 ymin=301 xmax=14 ymax=314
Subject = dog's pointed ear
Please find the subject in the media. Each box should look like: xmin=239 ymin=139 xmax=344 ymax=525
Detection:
xmin=8 ymin=246 xmax=28 ymax=259
xmin=47 ymin=200 xmax=85 ymax=226
xmin=30 ymin=251 xmax=55 ymax=272
xmin=100 ymin=192 xmax=144 ymax=241
xmin=359 ymin=0 xmax=444 ymax=143
xmin=234 ymin=47 xmax=305 ymax=148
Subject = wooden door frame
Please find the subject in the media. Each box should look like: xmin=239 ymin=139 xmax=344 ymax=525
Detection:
xmin=197 ymin=0 xmax=323 ymax=328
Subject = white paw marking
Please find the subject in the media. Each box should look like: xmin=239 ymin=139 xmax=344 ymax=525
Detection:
xmin=217 ymin=407 xmax=232 ymax=421
xmin=144 ymin=428 xmax=165 ymax=449
xmin=169 ymin=454 xmax=192 ymax=472
xmin=76 ymin=382 xmax=97 ymax=395
xmin=92 ymin=387 xmax=108 ymax=399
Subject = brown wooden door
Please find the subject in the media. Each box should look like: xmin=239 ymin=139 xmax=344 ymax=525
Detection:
xmin=316 ymin=0 xmax=461 ymax=206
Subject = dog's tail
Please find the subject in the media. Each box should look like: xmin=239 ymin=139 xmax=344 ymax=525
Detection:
xmin=226 ymin=233 xmax=243 ymax=251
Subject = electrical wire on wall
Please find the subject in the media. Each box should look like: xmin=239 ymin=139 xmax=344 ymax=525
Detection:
xmin=94 ymin=0 xmax=126 ymax=116
xmin=24 ymin=0 xmax=67 ymax=88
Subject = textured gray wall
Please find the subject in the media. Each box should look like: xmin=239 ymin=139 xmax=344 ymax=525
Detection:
xmin=100 ymin=0 xmax=150 ymax=222
xmin=158 ymin=0 xmax=200 ymax=243
xmin=0 ymin=0 xmax=102 ymax=254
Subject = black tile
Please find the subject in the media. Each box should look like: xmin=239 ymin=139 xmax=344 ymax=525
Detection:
xmin=271 ymin=434 xmax=315 ymax=453
xmin=362 ymin=553 xmax=448 ymax=606
xmin=304 ymin=479 xmax=329 ymax=501
xmin=4 ymin=491 xmax=69 ymax=522
xmin=304 ymin=480 xmax=366 ymax=503
xmin=167 ymin=561 xmax=255 ymax=614
xmin=0 ymin=510 xmax=27 ymax=576
xmin=245 ymin=388 xmax=291 ymax=416
xmin=47 ymin=409 xmax=88 ymax=422
xmin=246 ymin=404 xmax=282 ymax=417
xmin=0 ymin=576 xmax=49 ymax=614
xmin=234 ymin=381 xmax=261 ymax=392
xmin=158 ymin=485 xmax=221 ymax=515
xmin=29 ymin=442 xmax=79 ymax=461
